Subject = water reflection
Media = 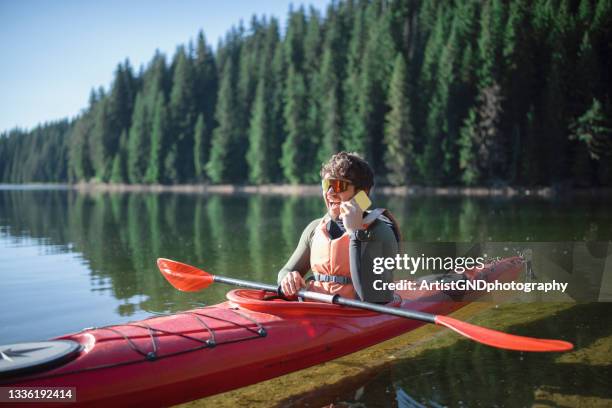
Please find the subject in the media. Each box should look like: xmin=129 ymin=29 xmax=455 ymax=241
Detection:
xmin=273 ymin=303 xmax=612 ymax=407
xmin=391 ymin=302 xmax=612 ymax=407
xmin=380 ymin=194 xmax=612 ymax=242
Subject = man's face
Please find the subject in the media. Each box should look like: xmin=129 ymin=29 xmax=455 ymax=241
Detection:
xmin=322 ymin=173 xmax=357 ymax=219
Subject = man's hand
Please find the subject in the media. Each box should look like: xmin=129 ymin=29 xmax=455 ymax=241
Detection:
xmin=340 ymin=199 xmax=364 ymax=234
xmin=280 ymin=271 xmax=306 ymax=297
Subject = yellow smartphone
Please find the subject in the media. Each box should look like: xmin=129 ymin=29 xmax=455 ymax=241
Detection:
xmin=353 ymin=190 xmax=372 ymax=211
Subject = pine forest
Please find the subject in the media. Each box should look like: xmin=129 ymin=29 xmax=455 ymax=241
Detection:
xmin=1 ymin=0 xmax=611 ymax=187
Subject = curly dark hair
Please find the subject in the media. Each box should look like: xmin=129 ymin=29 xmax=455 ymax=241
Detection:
xmin=320 ymin=152 xmax=374 ymax=192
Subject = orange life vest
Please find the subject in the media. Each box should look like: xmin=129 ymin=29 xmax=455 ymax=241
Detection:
xmin=308 ymin=209 xmax=387 ymax=298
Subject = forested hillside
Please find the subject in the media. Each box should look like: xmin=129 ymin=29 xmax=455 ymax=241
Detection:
xmin=1 ymin=0 xmax=611 ymax=187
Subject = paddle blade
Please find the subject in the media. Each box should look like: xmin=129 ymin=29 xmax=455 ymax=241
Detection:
xmin=435 ymin=315 xmax=574 ymax=352
xmin=157 ymin=258 xmax=214 ymax=292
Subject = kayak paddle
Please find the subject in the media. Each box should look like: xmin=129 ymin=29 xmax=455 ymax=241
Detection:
xmin=157 ymin=258 xmax=574 ymax=352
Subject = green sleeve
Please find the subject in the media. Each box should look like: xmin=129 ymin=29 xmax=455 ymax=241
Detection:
xmin=277 ymin=218 xmax=321 ymax=285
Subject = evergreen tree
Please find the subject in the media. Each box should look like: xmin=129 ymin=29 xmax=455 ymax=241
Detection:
xmin=280 ymin=67 xmax=309 ymax=184
xmin=143 ymin=52 xmax=169 ymax=107
xmin=593 ymin=0 xmax=612 ymax=32
xmin=168 ymin=46 xmax=197 ymax=182
xmin=107 ymin=62 xmax=136 ymax=160
xmin=318 ymin=44 xmax=342 ymax=165
xmin=464 ymin=0 xmax=508 ymax=183
xmin=87 ymin=62 xmax=136 ymax=182
xmin=207 ymin=56 xmax=240 ymax=183
xmin=419 ymin=9 xmax=457 ymax=185
xmin=284 ymin=6 xmax=307 ymax=70
xmin=477 ymin=0 xmax=505 ymax=88
xmin=501 ymin=0 xmax=534 ymax=184
xmin=281 ymin=6 xmax=315 ymax=182
xmin=193 ymin=113 xmax=208 ymax=181
xmin=193 ymin=31 xmax=218 ymax=174
xmin=417 ymin=5 xmax=447 ymax=119
xmin=458 ymin=83 xmax=505 ymax=185
xmin=458 ymin=108 xmax=479 ymax=185
xmin=269 ymin=33 xmax=286 ymax=182
xmin=68 ymin=90 xmax=97 ymax=182
xmin=194 ymin=31 xmax=218 ymax=124
xmin=571 ymin=99 xmax=612 ymax=160
xmin=303 ymin=7 xmax=324 ymax=175
xmin=110 ymin=131 xmax=128 ymax=183
xmin=89 ymin=98 xmax=113 ymax=181
xmin=578 ymin=0 xmax=594 ymax=28
xmin=346 ymin=5 xmax=396 ymax=173
xmin=343 ymin=2 xmax=367 ymax=154
xmin=384 ymin=54 xmax=415 ymax=185
xmin=163 ymin=143 xmax=178 ymax=183
xmin=320 ymin=88 xmax=342 ymax=165
xmin=68 ymin=116 xmax=92 ymax=182
xmin=316 ymin=4 xmax=350 ymax=168
xmin=304 ymin=7 xmax=323 ymax=76
xmin=576 ymin=32 xmax=600 ymax=111
xmin=238 ymin=16 xmax=264 ymax=138
xmin=145 ymin=93 xmax=168 ymax=184
xmin=126 ymin=92 xmax=149 ymax=183
xmin=246 ymin=78 xmax=271 ymax=184
xmin=571 ymin=98 xmax=612 ymax=185
xmin=542 ymin=50 xmax=569 ymax=183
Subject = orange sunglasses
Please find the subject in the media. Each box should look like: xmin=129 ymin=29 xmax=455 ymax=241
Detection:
xmin=321 ymin=178 xmax=351 ymax=193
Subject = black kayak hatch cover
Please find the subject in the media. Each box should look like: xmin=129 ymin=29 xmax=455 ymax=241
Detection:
xmin=0 ymin=340 xmax=81 ymax=378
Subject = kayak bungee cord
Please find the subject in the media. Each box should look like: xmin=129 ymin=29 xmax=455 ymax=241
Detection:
xmin=157 ymin=258 xmax=574 ymax=352
xmin=0 ymin=307 xmax=265 ymax=383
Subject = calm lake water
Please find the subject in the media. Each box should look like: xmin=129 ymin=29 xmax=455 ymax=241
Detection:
xmin=1 ymin=188 xmax=611 ymax=406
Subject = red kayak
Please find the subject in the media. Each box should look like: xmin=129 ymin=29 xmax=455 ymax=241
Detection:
xmin=1 ymin=257 xmax=525 ymax=407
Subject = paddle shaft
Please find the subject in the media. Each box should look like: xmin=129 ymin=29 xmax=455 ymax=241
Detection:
xmin=213 ymin=275 xmax=435 ymax=323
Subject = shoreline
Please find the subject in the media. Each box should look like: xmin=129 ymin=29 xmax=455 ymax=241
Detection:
xmin=1 ymin=182 xmax=611 ymax=197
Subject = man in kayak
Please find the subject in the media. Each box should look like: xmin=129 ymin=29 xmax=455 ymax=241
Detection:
xmin=278 ymin=152 xmax=399 ymax=303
